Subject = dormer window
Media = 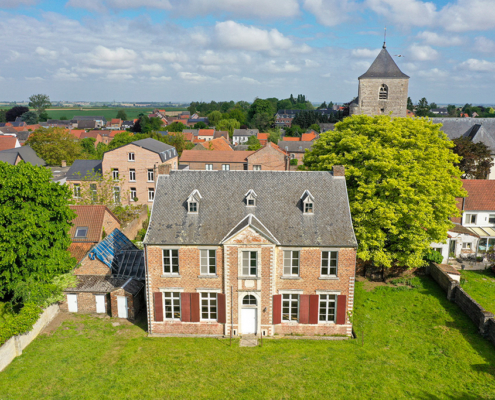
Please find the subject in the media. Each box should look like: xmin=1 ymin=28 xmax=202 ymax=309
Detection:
xmin=245 ymin=189 xmax=257 ymax=207
xmin=187 ymin=190 xmax=202 ymax=214
xmin=301 ymin=190 xmax=315 ymax=214
xmin=379 ymin=84 xmax=388 ymax=100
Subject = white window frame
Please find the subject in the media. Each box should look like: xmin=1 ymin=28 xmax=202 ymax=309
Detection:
xmin=130 ymin=187 xmax=137 ymax=202
xmin=304 ymin=202 xmax=313 ymax=213
xmin=321 ymin=250 xmax=338 ymax=277
xmin=200 ymin=249 xmax=216 ymax=275
xmin=75 ymin=226 xmax=88 ymax=238
xmin=163 ymin=292 xmax=181 ymax=320
xmin=148 ymin=188 xmax=155 ymax=202
xmin=73 ymin=184 xmax=81 ymax=198
xmin=188 ymin=202 xmax=198 ymax=213
xmin=253 ymin=165 xmax=261 ymax=171
xmin=242 ymin=251 xmax=258 ymax=277
xmin=128 ymin=152 xmax=135 ymax=162
xmin=129 ymin=169 xmax=136 ymax=182
xmin=200 ymin=292 xmax=217 ymax=321
xmin=465 ymin=214 xmax=477 ymax=224
xmin=319 ymin=294 xmax=337 ymax=323
xmin=462 ymin=242 xmax=472 ymax=249
xmin=205 ymin=164 xmax=213 ymax=171
xmin=222 ymin=164 xmax=230 ymax=171
xmin=113 ymin=186 xmax=120 ymax=203
xmin=283 ymin=250 xmax=300 ymax=276
xmin=162 ymin=249 xmax=179 ymax=275
xmin=489 ymin=214 xmax=495 ymax=224
xmin=89 ymin=183 xmax=97 ymax=202
xmin=112 ymin=168 xmax=119 ymax=181
xmin=282 ymin=293 xmax=299 ymax=322
xmin=147 ymin=169 xmax=154 ymax=182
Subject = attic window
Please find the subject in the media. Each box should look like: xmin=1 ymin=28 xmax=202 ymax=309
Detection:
xmin=379 ymin=84 xmax=388 ymax=100
xmin=187 ymin=190 xmax=202 ymax=214
xmin=75 ymin=227 xmax=88 ymax=238
xmin=189 ymin=202 xmax=197 ymax=212
xmin=245 ymin=189 xmax=257 ymax=207
xmin=301 ymin=190 xmax=315 ymax=214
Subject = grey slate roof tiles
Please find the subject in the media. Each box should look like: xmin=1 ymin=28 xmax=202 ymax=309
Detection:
xmin=358 ymin=47 xmax=409 ymax=79
xmin=66 ymin=159 xmax=102 ymax=180
xmin=145 ymin=170 xmax=357 ymax=247
xmin=433 ymin=118 xmax=495 ymax=153
xmin=0 ymin=145 xmax=45 ymax=166
xmin=126 ymin=138 xmax=177 ymax=162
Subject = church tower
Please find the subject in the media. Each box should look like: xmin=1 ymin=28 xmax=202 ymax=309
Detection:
xmin=349 ymin=43 xmax=409 ymax=118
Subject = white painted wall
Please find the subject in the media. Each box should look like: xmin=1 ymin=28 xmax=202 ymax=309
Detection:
xmin=462 ymin=211 xmax=495 ymax=228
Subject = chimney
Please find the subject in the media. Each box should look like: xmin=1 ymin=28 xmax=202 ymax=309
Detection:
xmin=61 ymin=160 xmax=66 ymax=167
xmin=157 ymin=163 xmax=172 ymax=175
xmin=333 ymin=165 xmax=345 ymax=177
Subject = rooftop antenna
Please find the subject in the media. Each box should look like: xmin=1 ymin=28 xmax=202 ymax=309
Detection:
xmin=383 ymin=27 xmax=387 ymax=49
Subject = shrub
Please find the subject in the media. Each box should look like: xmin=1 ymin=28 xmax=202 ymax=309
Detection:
xmin=424 ymin=249 xmax=443 ymax=264
xmin=0 ymin=303 xmax=42 ymax=345
xmin=290 ymin=159 xmax=298 ymax=166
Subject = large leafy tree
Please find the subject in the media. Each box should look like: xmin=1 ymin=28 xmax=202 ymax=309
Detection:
xmin=452 ymin=137 xmax=493 ymax=179
xmin=304 ymin=115 xmax=465 ymax=268
xmin=207 ymin=111 xmax=223 ymax=126
xmin=216 ymin=119 xmax=240 ymax=137
xmin=415 ymin=97 xmax=430 ymax=117
xmin=27 ymin=127 xmax=82 ymax=166
xmin=0 ymin=162 xmax=76 ymax=302
xmin=28 ymin=94 xmax=51 ymax=117
xmin=21 ymin=111 xmax=38 ymax=125
xmin=116 ymin=110 xmax=128 ymax=120
xmin=6 ymin=106 xmax=29 ymax=122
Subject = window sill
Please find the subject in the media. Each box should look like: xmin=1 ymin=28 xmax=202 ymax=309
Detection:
xmin=147 ymin=181 xmax=154 ymax=183
xmin=161 ymin=274 xmax=181 ymax=278
xmin=198 ymin=275 xmax=219 ymax=279
xmin=281 ymin=321 xmax=299 ymax=324
xmin=319 ymin=276 xmax=339 ymax=280
xmin=280 ymin=276 xmax=301 ymax=280
xmin=238 ymin=276 xmax=261 ymax=280
xmin=129 ymin=180 xmax=136 ymax=183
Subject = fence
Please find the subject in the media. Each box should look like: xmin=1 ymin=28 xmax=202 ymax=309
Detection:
xmin=428 ymin=263 xmax=495 ymax=346
xmin=0 ymin=304 xmax=59 ymax=372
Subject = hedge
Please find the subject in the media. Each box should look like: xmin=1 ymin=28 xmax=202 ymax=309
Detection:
xmin=0 ymin=303 xmax=42 ymax=346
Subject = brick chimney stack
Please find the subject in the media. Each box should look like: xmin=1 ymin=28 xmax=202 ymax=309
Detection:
xmin=61 ymin=160 xmax=66 ymax=167
xmin=157 ymin=163 xmax=172 ymax=175
xmin=333 ymin=165 xmax=345 ymax=177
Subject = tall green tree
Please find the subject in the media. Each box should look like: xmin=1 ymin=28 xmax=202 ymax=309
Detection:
xmin=27 ymin=127 xmax=82 ymax=166
xmin=447 ymin=105 xmax=458 ymax=117
xmin=452 ymin=137 xmax=493 ymax=179
xmin=116 ymin=110 xmax=128 ymax=120
xmin=207 ymin=111 xmax=223 ymax=126
xmin=304 ymin=115 xmax=465 ymax=268
xmin=21 ymin=111 xmax=38 ymax=124
xmin=407 ymin=97 xmax=414 ymax=112
xmin=6 ymin=106 xmax=29 ymax=122
xmin=246 ymin=135 xmax=261 ymax=151
xmin=28 ymin=94 xmax=51 ymax=117
xmin=248 ymin=99 xmax=275 ymax=121
xmin=163 ymin=122 xmax=187 ymax=132
xmin=0 ymin=162 xmax=76 ymax=302
xmin=216 ymin=119 xmax=240 ymax=137
xmin=416 ymin=97 xmax=430 ymax=117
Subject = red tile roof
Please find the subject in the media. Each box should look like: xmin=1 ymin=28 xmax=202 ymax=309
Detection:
xmin=0 ymin=136 xmax=17 ymax=151
xmin=257 ymin=133 xmax=268 ymax=140
xmin=282 ymin=137 xmax=300 ymax=141
xmin=459 ymin=180 xmax=495 ymax=211
xmin=198 ymin=137 xmax=233 ymax=151
xmin=70 ymin=129 xmax=86 ymax=139
xmin=111 ymin=119 xmax=121 ymax=124
xmin=13 ymin=124 xmax=40 ymax=132
xmin=68 ymin=242 xmax=94 ymax=263
xmin=110 ymin=130 xmax=127 ymax=138
xmin=69 ymin=205 xmax=120 ymax=243
xmin=180 ymin=150 xmax=254 ymax=163
xmin=301 ymin=132 xmax=317 ymax=141
xmin=198 ymin=129 xmax=215 ymax=136
xmin=80 ymin=131 xmax=102 ymax=140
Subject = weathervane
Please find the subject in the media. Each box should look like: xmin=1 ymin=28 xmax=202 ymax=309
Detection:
xmin=383 ymin=27 xmax=387 ymax=48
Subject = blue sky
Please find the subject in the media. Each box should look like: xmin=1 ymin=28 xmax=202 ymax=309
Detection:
xmin=1 ymin=0 xmax=495 ymax=104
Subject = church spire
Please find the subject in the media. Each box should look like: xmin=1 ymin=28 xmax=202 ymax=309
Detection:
xmin=383 ymin=27 xmax=387 ymax=49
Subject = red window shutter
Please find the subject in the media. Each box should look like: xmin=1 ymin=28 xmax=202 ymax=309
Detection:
xmin=154 ymin=292 xmax=163 ymax=322
xmin=217 ymin=293 xmax=226 ymax=324
xmin=191 ymin=293 xmax=200 ymax=322
xmin=181 ymin=293 xmax=191 ymax=322
xmin=273 ymin=294 xmax=282 ymax=324
xmin=336 ymin=295 xmax=347 ymax=325
xmin=309 ymin=295 xmax=319 ymax=324
xmin=299 ymin=295 xmax=310 ymax=324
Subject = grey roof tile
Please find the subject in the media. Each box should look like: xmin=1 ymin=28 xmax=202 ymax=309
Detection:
xmin=358 ymin=47 xmax=409 ymax=79
xmin=0 ymin=145 xmax=45 ymax=166
xmin=66 ymin=159 xmax=102 ymax=180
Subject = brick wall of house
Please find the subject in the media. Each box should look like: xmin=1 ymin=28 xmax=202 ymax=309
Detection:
xmin=180 ymin=162 xmax=246 ymax=171
xmin=246 ymin=145 xmax=287 ymax=171
xmin=101 ymin=144 xmax=178 ymax=206
xmin=110 ymin=288 xmax=138 ymax=320
xmin=60 ymin=292 xmax=101 ymax=313
xmin=102 ymin=209 xmax=120 ymax=236
xmin=74 ymin=257 xmax=111 ymax=275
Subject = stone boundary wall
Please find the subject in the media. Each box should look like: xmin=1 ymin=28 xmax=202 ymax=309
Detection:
xmin=0 ymin=304 xmax=59 ymax=372
xmin=428 ymin=263 xmax=495 ymax=346
xmin=122 ymin=206 xmax=148 ymax=240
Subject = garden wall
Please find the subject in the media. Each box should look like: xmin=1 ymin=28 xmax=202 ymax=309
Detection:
xmin=428 ymin=263 xmax=495 ymax=347
xmin=0 ymin=304 xmax=59 ymax=372
xmin=121 ymin=206 xmax=148 ymax=240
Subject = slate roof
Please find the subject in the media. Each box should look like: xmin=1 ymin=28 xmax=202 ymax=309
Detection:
xmin=108 ymin=138 xmax=178 ymax=162
xmin=180 ymin=150 xmax=254 ymax=163
xmin=278 ymin=141 xmax=314 ymax=153
xmin=66 ymin=275 xmax=143 ymax=295
xmin=0 ymin=145 xmax=45 ymax=166
xmin=433 ymin=118 xmax=495 ymax=153
xmin=69 ymin=205 xmax=120 ymax=242
xmin=358 ymin=46 xmax=410 ymax=79
xmin=460 ymin=179 xmax=495 ymax=211
xmin=233 ymin=129 xmax=258 ymax=137
xmin=144 ymin=170 xmax=357 ymax=247
xmin=0 ymin=152 xmax=19 ymax=164
xmin=15 ymin=131 xmax=31 ymax=142
xmin=66 ymin=160 xmax=102 ymax=180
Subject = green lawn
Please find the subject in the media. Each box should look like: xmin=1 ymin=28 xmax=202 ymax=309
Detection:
xmin=45 ymin=108 xmax=187 ymax=121
xmin=460 ymin=269 xmax=495 ymax=314
xmin=1 ymin=277 xmax=494 ymax=399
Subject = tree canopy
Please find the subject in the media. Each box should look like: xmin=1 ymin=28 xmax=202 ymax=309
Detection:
xmin=216 ymin=119 xmax=240 ymax=137
xmin=27 ymin=127 xmax=82 ymax=166
xmin=6 ymin=106 xmax=29 ymax=122
xmin=304 ymin=115 xmax=465 ymax=268
xmin=0 ymin=162 xmax=75 ymax=303
xmin=28 ymin=94 xmax=51 ymax=117
xmin=21 ymin=111 xmax=38 ymax=125
xmin=452 ymin=137 xmax=493 ymax=179
xmin=116 ymin=110 xmax=128 ymax=121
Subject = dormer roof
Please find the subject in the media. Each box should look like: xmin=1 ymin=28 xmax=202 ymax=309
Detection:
xmin=221 ymin=214 xmax=280 ymax=244
xmin=358 ymin=46 xmax=409 ymax=80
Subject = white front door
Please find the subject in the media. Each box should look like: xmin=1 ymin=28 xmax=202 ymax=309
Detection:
xmin=241 ymin=308 xmax=257 ymax=334
xmin=117 ymin=296 xmax=128 ymax=318
xmin=67 ymin=294 xmax=78 ymax=312
xmin=95 ymin=295 xmax=105 ymax=314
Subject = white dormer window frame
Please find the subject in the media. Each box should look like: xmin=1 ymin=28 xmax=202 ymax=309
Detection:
xmin=301 ymin=190 xmax=315 ymax=214
xmin=245 ymin=189 xmax=257 ymax=207
xmin=187 ymin=190 xmax=202 ymax=214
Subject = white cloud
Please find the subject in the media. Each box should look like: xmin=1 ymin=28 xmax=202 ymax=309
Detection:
xmin=352 ymin=61 xmax=371 ymax=71
xmin=35 ymin=47 xmax=58 ymax=59
xmin=178 ymin=72 xmax=209 ymax=82
xmin=474 ymin=36 xmax=495 ymax=54
xmin=140 ymin=63 xmax=164 ymax=73
xmin=65 ymin=0 xmax=107 ymax=12
xmin=25 ymin=77 xmax=45 ymax=81
xmin=407 ymin=44 xmax=438 ymax=61
xmin=53 ymin=68 xmax=80 ymax=81
xmin=416 ymin=31 xmax=464 ymax=47
xmin=107 ymin=0 xmax=171 ymax=9
xmin=142 ymin=51 xmax=189 ymax=63
xmin=0 ymin=0 xmax=37 ymax=7
xmin=263 ymin=60 xmax=300 ymax=73
xmin=366 ymin=0 xmax=437 ymax=27
xmin=149 ymin=76 xmax=172 ymax=81
xmin=304 ymin=59 xmax=320 ymax=68
xmin=107 ymin=73 xmax=134 ymax=80
xmin=459 ymin=59 xmax=495 ymax=72
xmin=303 ymin=0 xmax=354 ymax=27
xmin=417 ymin=68 xmax=449 ymax=80
xmin=351 ymin=48 xmax=381 ymax=58
xmin=84 ymin=46 xmax=137 ymax=68
xmin=439 ymin=0 xmax=495 ymax=32
xmin=241 ymin=77 xmax=261 ymax=85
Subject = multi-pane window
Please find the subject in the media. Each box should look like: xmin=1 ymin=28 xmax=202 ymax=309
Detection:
xmin=282 ymin=294 xmax=298 ymax=322
xmin=148 ymin=188 xmax=155 ymax=201
xmin=462 ymin=242 xmax=472 ymax=249
xmin=163 ymin=249 xmax=179 ymax=274
xmin=200 ymin=249 xmax=216 ymax=275
xmin=90 ymin=183 xmax=97 ymax=202
xmin=465 ymin=214 xmax=477 ymax=224
xmin=319 ymin=294 xmax=336 ymax=322
xmin=147 ymin=169 xmax=154 ymax=182
xmin=129 ymin=169 xmax=136 ymax=181
xmin=247 ymin=198 xmax=256 ymax=206
xmin=128 ymin=152 xmax=135 ymax=161
xmin=113 ymin=187 xmax=120 ymax=203
xmin=73 ymin=184 xmax=81 ymax=198
xmin=283 ymin=250 xmax=300 ymax=276
xmin=205 ymin=164 xmax=213 ymax=171
xmin=201 ymin=292 xmax=217 ymax=320
xmin=112 ymin=168 xmax=119 ymax=180
xmin=478 ymin=238 xmax=495 ymax=253
xmin=242 ymin=251 xmax=258 ymax=276
xmin=163 ymin=292 xmax=181 ymax=320
xmin=189 ymin=202 xmax=197 ymax=213
xmin=321 ymin=251 xmax=338 ymax=276
xmin=253 ymin=165 xmax=261 ymax=171
xmin=222 ymin=164 xmax=230 ymax=171
xmin=304 ymin=202 xmax=313 ymax=213
xmin=130 ymin=187 xmax=137 ymax=201
xmin=489 ymin=214 xmax=495 ymax=224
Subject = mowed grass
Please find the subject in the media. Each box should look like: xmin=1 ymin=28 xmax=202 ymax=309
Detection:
xmin=1 ymin=277 xmax=495 ymax=399
xmin=460 ymin=269 xmax=495 ymax=314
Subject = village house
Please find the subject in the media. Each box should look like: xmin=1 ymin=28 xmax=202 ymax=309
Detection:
xmin=0 ymin=145 xmax=45 ymax=166
xmin=278 ymin=141 xmax=314 ymax=164
xmin=192 ymin=136 xmax=232 ymax=151
xmin=143 ymin=167 xmax=357 ymax=337
xmin=232 ymin=129 xmax=259 ymax=145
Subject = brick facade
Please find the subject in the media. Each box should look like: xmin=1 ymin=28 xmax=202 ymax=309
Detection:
xmin=181 ymin=161 xmax=247 ymax=171
xmin=246 ymin=144 xmax=288 ymax=171
xmin=146 ymin=227 xmax=356 ymax=337
xmin=74 ymin=256 xmax=112 ymax=275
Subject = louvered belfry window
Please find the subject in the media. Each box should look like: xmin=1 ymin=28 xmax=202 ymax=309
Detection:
xmin=379 ymin=84 xmax=388 ymax=100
